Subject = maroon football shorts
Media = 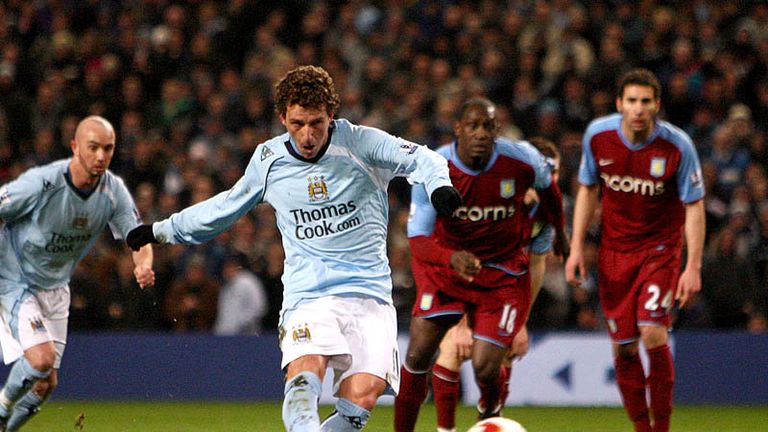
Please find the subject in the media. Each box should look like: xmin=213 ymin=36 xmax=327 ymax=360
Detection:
xmin=411 ymin=271 xmax=531 ymax=348
xmin=598 ymin=245 xmax=681 ymax=343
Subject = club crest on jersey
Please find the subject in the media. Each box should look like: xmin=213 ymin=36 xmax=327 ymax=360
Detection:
xmin=260 ymin=145 xmax=274 ymax=161
xmin=72 ymin=214 xmax=88 ymax=229
xmin=500 ymin=179 xmax=515 ymax=198
xmin=650 ymin=158 xmax=666 ymax=178
xmin=308 ymin=176 xmax=329 ymax=202
xmin=30 ymin=316 xmax=46 ymax=333
xmin=292 ymin=323 xmax=312 ymax=344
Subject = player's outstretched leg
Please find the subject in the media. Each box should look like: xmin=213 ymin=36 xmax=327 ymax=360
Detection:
xmin=615 ymin=353 xmax=651 ymax=432
xmin=0 ymin=358 xmax=50 ymax=427
xmin=320 ymin=398 xmax=370 ymax=431
xmin=432 ymin=363 xmax=460 ymax=432
xmin=283 ymin=372 xmax=322 ymax=432
xmin=646 ymin=345 xmax=674 ymax=432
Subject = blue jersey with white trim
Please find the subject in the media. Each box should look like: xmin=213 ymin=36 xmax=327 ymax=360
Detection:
xmin=0 ymin=159 xmax=141 ymax=288
xmin=154 ymin=119 xmax=452 ymax=312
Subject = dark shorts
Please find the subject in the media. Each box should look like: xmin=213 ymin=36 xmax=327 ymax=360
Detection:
xmin=598 ymin=246 xmax=681 ymax=343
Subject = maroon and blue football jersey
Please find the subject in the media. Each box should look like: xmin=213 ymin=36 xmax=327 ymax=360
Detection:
xmin=578 ymin=114 xmax=705 ymax=252
xmin=408 ymin=138 xmax=555 ymax=290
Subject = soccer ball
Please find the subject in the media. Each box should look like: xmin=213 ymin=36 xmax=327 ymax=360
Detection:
xmin=467 ymin=417 xmax=527 ymax=432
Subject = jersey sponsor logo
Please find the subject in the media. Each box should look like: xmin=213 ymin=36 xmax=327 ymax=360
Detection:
xmin=45 ymin=231 xmax=93 ymax=253
xmin=0 ymin=186 xmax=9 ymax=207
xmin=260 ymin=145 xmax=274 ymax=161
xmin=607 ymin=319 xmax=617 ymax=334
xmin=598 ymin=158 xmax=614 ymax=167
xmin=500 ymin=179 xmax=515 ymax=198
xmin=307 ymin=176 xmax=329 ymax=202
xmin=290 ymin=201 xmax=360 ymax=240
xmin=454 ymin=205 xmax=516 ymax=221
xmin=42 ymin=179 xmax=55 ymax=192
xmin=419 ymin=293 xmax=433 ymax=311
xmin=291 ymin=323 xmax=312 ymax=344
xmin=650 ymin=157 xmax=666 ymax=177
xmin=599 ymin=173 xmax=665 ymax=196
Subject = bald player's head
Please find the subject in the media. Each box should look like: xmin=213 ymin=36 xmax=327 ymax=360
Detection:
xmin=70 ymin=116 xmax=117 ymax=184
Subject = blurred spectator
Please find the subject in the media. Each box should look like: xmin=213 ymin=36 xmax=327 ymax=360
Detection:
xmin=213 ymin=253 xmax=268 ymax=336
xmin=164 ymin=254 xmax=219 ymax=332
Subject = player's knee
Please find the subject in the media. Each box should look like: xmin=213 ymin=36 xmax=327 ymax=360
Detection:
xmin=472 ymin=360 xmax=499 ymax=385
xmin=25 ymin=351 xmax=55 ymax=373
xmin=639 ymin=326 xmax=668 ymax=349
xmin=403 ymin=348 xmax=433 ymax=371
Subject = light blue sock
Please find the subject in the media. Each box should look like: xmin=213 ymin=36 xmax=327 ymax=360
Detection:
xmin=283 ymin=372 xmax=322 ymax=432
xmin=320 ymin=398 xmax=370 ymax=431
xmin=6 ymin=390 xmax=43 ymax=431
xmin=0 ymin=359 xmax=49 ymax=417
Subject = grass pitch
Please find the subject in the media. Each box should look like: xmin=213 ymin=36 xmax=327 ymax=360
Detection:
xmin=25 ymin=401 xmax=768 ymax=431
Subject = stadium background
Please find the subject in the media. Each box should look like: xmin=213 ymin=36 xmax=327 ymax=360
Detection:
xmin=1 ymin=0 xmax=767 ymax=429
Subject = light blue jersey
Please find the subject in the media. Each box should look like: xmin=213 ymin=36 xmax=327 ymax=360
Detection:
xmin=0 ymin=159 xmax=141 ymax=289
xmin=154 ymin=119 xmax=452 ymax=313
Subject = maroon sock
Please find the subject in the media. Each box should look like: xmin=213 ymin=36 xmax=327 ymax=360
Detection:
xmin=394 ymin=366 xmax=428 ymax=432
xmin=647 ymin=345 xmax=674 ymax=432
xmin=432 ymin=364 xmax=461 ymax=430
xmin=615 ymin=354 xmax=651 ymax=432
xmin=498 ymin=364 xmax=512 ymax=408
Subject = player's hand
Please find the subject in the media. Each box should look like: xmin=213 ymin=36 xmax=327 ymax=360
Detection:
xmin=133 ymin=264 xmax=155 ymax=289
xmin=453 ymin=320 xmax=474 ymax=360
xmin=553 ymin=228 xmax=570 ymax=261
xmin=450 ymin=250 xmax=481 ymax=282
xmin=431 ymin=186 xmax=462 ymax=217
xmin=564 ymin=250 xmax=585 ymax=287
xmin=509 ymin=326 xmax=529 ymax=361
xmin=675 ymin=266 xmax=701 ymax=308
xmin=127 ymin=224 xmax=157 ymax=251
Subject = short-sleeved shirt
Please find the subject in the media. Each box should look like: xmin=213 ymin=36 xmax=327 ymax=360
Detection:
xmin=578 ymin=114 xmax=704 ymax=252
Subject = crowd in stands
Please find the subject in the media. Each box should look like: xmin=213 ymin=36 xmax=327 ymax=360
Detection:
xmin=1 ymin=1 xmax=766 ymax=334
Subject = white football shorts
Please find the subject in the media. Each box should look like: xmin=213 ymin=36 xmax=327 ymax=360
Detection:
xmin=0 ymin=284 xmax=69 ymax=368
xmin=279 ymin=295 xmax=400 ymax=395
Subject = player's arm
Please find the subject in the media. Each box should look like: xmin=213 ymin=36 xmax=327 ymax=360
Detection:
xmin=356 ymin=125 xmax=461 ymax=216
xmin=0 ymin=173 xmax=42 ymax=226
xmin=535 ymin=179 xmax=568 ymax=259
xmin=676 ymin=199 xmax=705 ymax=308
xmin=127 ymin=157 xmax=268 ymax=250
xmin=407 ymin=184 xmax=479 ymax=282
xmin=131 ymin=244 xmax=155 ymax=289
xmin=565 ymin=184 xmax=599 ymax=286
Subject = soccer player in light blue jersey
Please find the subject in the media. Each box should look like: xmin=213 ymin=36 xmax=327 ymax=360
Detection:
xmin=126 ymin=65 xmax=460 ymax=432
xmin=0 ymin=116 xmax=155 ymax=431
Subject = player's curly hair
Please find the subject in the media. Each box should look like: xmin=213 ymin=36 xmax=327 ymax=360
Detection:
xmin=273 ymin=65 xmax=341 ymax=116
xmin=617 ymin=68 xmax=661 ymax=99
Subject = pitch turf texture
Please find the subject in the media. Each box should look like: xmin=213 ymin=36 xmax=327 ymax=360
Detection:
xmin=24 ymin=402 xmax=767 ymax=431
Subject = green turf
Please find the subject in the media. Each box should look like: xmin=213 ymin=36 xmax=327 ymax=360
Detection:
xmin=22 ymin=402 xmax=768 ymax=431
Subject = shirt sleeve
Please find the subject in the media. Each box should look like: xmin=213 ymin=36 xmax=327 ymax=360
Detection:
xmin=153 ymin=156 xmax=267 ymax=244
xmin=354 ymin=124 xmax=453 ymax=196
xmin=0 ymin=171 xmax=41 ymax=225
xmin=577 ymin=132 xmax=599 ymax=186
xmin=108 ymin=176 xmax=143 ymax=240
xmin=676 ymin=135 xmax=706 ymax=203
